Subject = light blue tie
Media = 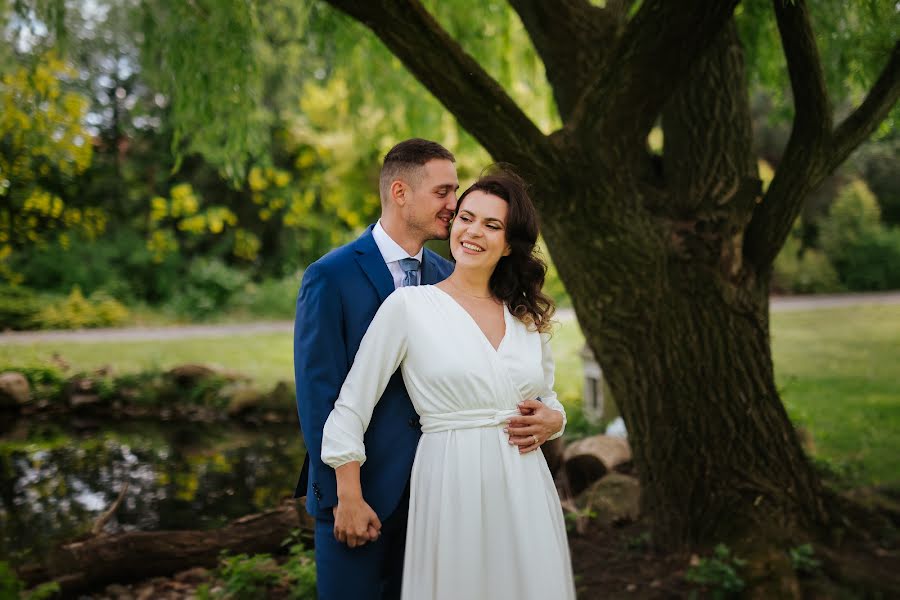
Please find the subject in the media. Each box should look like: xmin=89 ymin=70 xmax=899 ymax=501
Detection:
xmin=399 ymin=257 xmax=420 ymax=287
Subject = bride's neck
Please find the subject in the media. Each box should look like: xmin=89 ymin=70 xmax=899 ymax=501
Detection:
xmin=446 ymin=269 xmax=492 ymax=298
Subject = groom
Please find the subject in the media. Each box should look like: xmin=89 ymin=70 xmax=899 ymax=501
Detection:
xmin=294 ymin=138 xmax=457 ymax=599
xmin=294 ymin=138 xmax=562 ymax=599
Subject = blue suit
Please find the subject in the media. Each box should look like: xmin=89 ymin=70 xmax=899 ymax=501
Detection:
xmin=294 ymin=225 xmax=453 ymax=599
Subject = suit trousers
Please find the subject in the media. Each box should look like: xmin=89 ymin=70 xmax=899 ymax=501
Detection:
xmin=315 ymin=486 xmax=410 ymax=600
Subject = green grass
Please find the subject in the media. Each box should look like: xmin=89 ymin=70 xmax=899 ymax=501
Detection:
xmin=1 ymin=334 xmax=293 ymax=389
xmin=771 ymin=305 xmax=900 ymax=486
xmin=1 ymin=304 xmax=897 ymax=485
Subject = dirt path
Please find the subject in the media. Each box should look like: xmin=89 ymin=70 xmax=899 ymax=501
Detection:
xmin=2 ymin=292 xmax=898 ymax=345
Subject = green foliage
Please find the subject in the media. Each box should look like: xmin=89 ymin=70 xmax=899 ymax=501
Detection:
xmin=540 ymin=240 xmax=571 ymax=308
xmin=32 ymin=287 xmax=129 ymax=330
xmin=820 ymin=180 xmax=900 ymax=291
xmin=167 ymin=259 xmax=249 ymax=318
xmin=139 ymin=0 xmax=269 ymax=179
xmin=0 ymin=561 xmax=23 ymax=598
xmin=684 ymin=544 xmax=747 ymax=599
xmin=210 ymin=544 xmax=316 ymax=599
xmin=625 ymin=531 xmax=652 ymax=552
xmin=0 ymin=284 xmax=41 ymax=329
xmin=563 ymin=506 xmax=597 ymax=533
xmin=772 ymin=226 xmax=841 ymax=294
xmin=828 ymin=227 xmax=900 ymax=291
xmin=0 ymin=284 xmax=128 ymax=330
xmin=228 ymin=272 xmax=303 ymax=319
xmin=788 ymin=543 xmax=821 ymax=575
xmin=24 ymin=581 xmax=61 ymax=600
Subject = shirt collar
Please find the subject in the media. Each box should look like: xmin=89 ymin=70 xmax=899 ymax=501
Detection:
xmin=373 ymin=220 xmax=424 ymax=264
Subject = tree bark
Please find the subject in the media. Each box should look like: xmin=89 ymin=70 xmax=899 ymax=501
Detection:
xmin=18 ymin=500 xmax=313 ymax=595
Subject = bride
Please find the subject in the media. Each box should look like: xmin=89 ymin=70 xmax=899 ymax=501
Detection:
xmin=321 ymin=170 xmax=576 ymax=600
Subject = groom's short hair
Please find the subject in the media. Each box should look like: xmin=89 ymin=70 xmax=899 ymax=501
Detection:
xmin=380 ymin=138 xmax=455 ymax=204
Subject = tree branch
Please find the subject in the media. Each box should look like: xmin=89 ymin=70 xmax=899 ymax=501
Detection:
xmin=772 ymin=0 xmax=833 ymax=138
xmin=321 ymin=0 xmax=556 ymax=179
xmin=828 ymin=40 xmax=900 ymax=172
xmin=507 ymin=0 xmax=617 ymax=122
xmin=744 ymin=1 xmax=898 ymax=271
xmin=572 ymin=0 xmax=738 ymax=154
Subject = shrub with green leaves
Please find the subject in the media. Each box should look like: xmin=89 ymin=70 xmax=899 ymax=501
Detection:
xmin=819 ymin=179 xmax=900 ymax=291
xmin=208 ymin=544 xmax=316 ymax=599
xmin=788 ymin=543 xmax=821 ymax=575
xmin=0 ymin=561 xmax=23 ymax=599
xmin=0 ymin=284 xmax=41 ymax=330
xmin=685 ymin=544 xmax=747 ymax=599
xmin=773 ymin=231 xmax=841 ymax=294
xmin=31 ymin=287 xmax=129 ymax=330
xmin=168 ymin=258 xmax=249 ymax=318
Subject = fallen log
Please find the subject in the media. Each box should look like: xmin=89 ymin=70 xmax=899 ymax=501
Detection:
xmin=563 ymin=434 xmax=632 ymax=495
xmin=19 ymin=499 xmax=314 ymax=596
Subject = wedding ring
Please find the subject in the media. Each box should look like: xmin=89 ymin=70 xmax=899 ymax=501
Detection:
xmin=532 ymin=434 xmax=539 ymax=445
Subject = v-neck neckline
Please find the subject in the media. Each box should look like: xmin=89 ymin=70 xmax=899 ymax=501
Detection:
xmin=431 ymin=285 xmax=508 ymax=353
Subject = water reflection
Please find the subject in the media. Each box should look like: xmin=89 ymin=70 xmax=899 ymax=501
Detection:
xmin=0 ymin=419 xmax=305 ymax=562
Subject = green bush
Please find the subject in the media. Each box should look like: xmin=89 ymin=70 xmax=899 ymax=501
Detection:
xmin=32 ymin=287 xmax=129 ymax=330
xmin=818 ymin=179 xmax=900 ymax=290
xmin=685 ymin=544 xmax=747 ymax=599
xmin=167 ymin=258 xmax=249 ymax=318
xmin=12 ymin=231 xmax=185 ymax=304
xmin=0 ymin=561 xmax=23 ymax=598
xmin=228 ymin=272 xmax=302 ymax=318
xmin=772 ymin=234 xmax=841 ymax=294
xmin=0 ymin=284 xmax=42 ymax=330
xmin=832 ymin=227 xmax=900 ymax=291
xmin=208 ymin=544 xmax=316 ymax=599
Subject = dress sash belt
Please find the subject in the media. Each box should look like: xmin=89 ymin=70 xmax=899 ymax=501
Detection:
xmin=420 ymin=408 xmax=520 ymax=433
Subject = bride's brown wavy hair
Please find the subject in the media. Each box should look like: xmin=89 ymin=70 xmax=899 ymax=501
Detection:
xmin=456 ymin=168 xmax=555 ymax=333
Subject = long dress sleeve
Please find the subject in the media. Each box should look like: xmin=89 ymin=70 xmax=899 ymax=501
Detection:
xmin=321 ymin=289 xmax=409 ymax=469
xmin=539 ymin=331 xmax=567 ymax=440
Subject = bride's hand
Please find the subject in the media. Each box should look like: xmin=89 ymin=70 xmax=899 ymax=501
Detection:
xmin=333 ymin=496 xmax=382 ymax=548
xmin=505 ymin=399 xmax=564 ymax=454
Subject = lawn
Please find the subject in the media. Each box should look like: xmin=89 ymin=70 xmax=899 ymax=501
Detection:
xmin=2 ymin=304 xmax=897 ymax=485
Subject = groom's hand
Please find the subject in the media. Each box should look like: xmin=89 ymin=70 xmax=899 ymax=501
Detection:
xmin=505 ymin=399 xmax=564 ymax=454
xmin=333 ymin=496 xmax=382 ymax=548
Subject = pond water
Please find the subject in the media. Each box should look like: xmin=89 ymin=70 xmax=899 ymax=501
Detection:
xmin=0 ymin=417 xmax=305 ymax=563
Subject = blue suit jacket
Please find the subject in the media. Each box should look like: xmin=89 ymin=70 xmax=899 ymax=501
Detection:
xmin=294 ymin=225 xmax=454 ymax=521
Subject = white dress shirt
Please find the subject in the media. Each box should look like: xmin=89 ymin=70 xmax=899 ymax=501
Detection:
xmin=372 ymin=220 xmax=424 ymax=289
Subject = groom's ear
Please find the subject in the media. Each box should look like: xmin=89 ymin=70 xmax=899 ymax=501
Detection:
xmin=390 ymin=179 xmax=408 ymax=206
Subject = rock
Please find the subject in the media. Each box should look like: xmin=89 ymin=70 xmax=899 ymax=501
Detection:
xmin=225 ymin=386 xmax=265 ymax=417
xmin=174 ymin=566 xmax=210 ymax=584
xmin=168 ymin=364 xmax=217 ymax=386
xmin=563 ymin=434 xmax=632 ymax=494
xmin=0 ymin=371 xmax=30 ymax=408
xmin=577 ymin=472 xmax=641 ymax=526
xmin=66 ymin=377 xmax=103 ymax=409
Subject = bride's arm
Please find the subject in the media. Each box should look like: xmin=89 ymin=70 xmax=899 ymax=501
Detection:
xmin=321 ymin=290 xmax=410 ymax=546
xmin=506 ymin=330 xmax=567 ymax=452
xmin=537 ymin=331 xmax=567 ymax=441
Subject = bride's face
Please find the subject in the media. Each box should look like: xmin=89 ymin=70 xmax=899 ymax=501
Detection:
xmin=449 ymin=190 xmax=511 ymax=270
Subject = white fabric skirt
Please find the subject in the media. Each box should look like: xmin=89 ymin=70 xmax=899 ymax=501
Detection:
xmin=401 ymin=427 xmax=576 ymax=600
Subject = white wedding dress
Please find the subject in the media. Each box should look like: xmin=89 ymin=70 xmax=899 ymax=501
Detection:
xmin=322 ymin=285 xmax=576 ymax=600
